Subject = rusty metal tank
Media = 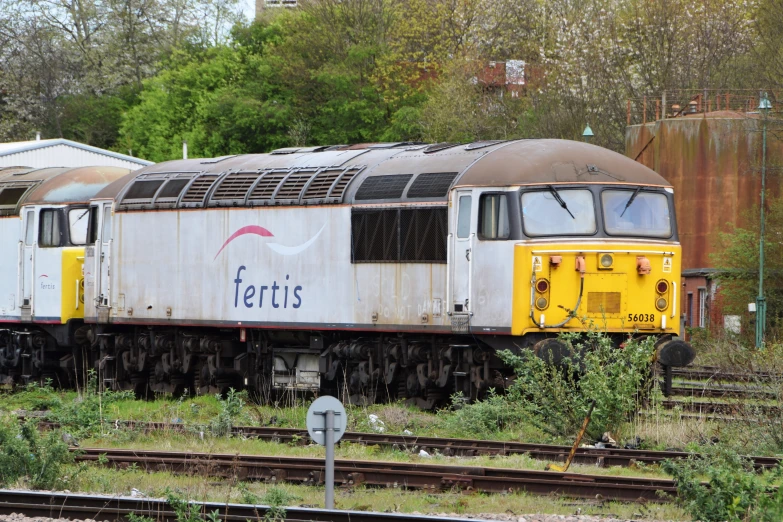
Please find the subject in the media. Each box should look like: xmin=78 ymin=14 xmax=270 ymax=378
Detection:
xmin=626 ymin=111 xmax=783 ymax=271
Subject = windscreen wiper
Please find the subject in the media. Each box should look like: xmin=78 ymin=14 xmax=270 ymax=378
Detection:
xmin=547 ymin=185 xmax=575 ymax=219
xmin=620 ymin=186 xmax=643 ymax=217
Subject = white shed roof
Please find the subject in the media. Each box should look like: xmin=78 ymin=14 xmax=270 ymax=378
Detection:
xmin=0 ymin=139 xmax=153 ymax=170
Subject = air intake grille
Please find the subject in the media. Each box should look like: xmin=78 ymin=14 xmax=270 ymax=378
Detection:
xmin=407 ymin=172 xmax=457 ymax=198
xmin=181 ymin=175 xmax=219 ymax=203
xmin=354 ymin=174 xmax=412 ymax=200
xmin=351 ymin=209 xmax=399 ymax=262
xmin=249 ymin=172 xmax=286 ymax=201
xmin=329 ymin=168 xmax=361 ymax=199
xmin=587 ymin=292 xmax=622 ymax=314
xmin=303 ymin=170 xmax=342 ymax=200
xmin=400 ymin=208 xmax=448 ymax=262
xmin=276 ymin=172 xmax=313 ymax=200
xmin=351 ymin=207 xmax=447 ymax=263
xmin=212 ymin=172 xmax=258 ymax=201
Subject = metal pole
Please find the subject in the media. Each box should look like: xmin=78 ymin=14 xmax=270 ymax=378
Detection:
xmin=325 ymin=409 xmax=335 ymax=509
xmin=756 ymin=109 xmax=768 ymax=349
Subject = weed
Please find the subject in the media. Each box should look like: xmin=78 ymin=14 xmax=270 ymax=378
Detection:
xmin=261 ymin=487 xmax=300 ymax=522
xmin=127 ymin=514 xmax=155 ymax=522
xmin=662 ymin=447 xmax=783 ymax=521
xmin=0 ymin=417 xmax=75 ymax=490
xmin=436 ymin=391 xmax=523 ymax=439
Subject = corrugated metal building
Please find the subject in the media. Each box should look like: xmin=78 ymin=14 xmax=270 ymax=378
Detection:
xmin=0 ymin=139 xmax=153 ymax=170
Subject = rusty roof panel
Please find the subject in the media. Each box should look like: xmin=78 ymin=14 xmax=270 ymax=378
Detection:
xmin=456 ymin=139 xmax=671 ymax=188
xmin=626 ymin=113 xmax=783 ymax=271
xmin=22 ymin=166 xmax=131 ymax=206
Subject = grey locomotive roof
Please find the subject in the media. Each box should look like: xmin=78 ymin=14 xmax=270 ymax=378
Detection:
xmin=0 ymin=166 xmax=131 ymax=216
xmin=110 ymin=140 xmax=670 ymax=212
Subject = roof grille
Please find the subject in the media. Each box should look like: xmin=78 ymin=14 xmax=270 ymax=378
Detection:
xmin=276 ymin=172 xmax=313 ymax=200
xmin=355 ymin=174 xmax=413 ymax=200
xmin=212 ymin=172 xmax=258 ymax=201
xmin=249 ymin=172 xmax=286 ymax=201
xmin=181 ymin=175 xmax=219 ymax=203
xmin=302 ymin=169 xmax=342 ymax=200
xmin=407 ymin=172 xmax=458 ymax=198
xmin=329 ymin=168 xmax=361 ymax=199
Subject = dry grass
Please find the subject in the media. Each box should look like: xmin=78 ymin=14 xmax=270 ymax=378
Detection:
xmin=54 ymin=465 xmax=689 ymax=521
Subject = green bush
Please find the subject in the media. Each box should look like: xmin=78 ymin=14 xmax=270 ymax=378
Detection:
xmin=436 ymin=391 xmax=524 ymax=439
xmin=0 ymin=418 xmax=74 ymax=490
xmin=663 ymin=448 xmax=783 ymax=521
xmin=499 ymin=330 xmax=656 ymax=440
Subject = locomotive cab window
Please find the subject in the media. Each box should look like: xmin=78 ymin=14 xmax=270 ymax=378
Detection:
xmin=68 ymin=208 xmax=89 ymax=245
xmin=456 ymin=195 xmax=472 ymax=238
xmin=39 ymin=209 xmax=63 ymax=247
xmin=521 ymin=188 xmax=596 ymax=236
xmin=602 ymin=189 xmax=671 ymax=238
xmin=478 ymin=193 xmax=510 ymax=240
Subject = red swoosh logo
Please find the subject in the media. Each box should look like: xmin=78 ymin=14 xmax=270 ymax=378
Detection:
xmin=214 ymin=225 xmax=274 ymax=260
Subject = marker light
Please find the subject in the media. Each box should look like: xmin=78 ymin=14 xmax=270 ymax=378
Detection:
xmin=536 ymin=297 xmax=548 ymax=310
xmin=536 ymin=279 xmax=549 ymax=293
xmin=656 ymin=297 xmax=668 ymax=311
xmin=656 ymin=280 xmax=669 ymax=294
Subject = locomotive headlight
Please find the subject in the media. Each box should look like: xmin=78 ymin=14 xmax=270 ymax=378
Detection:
xmin=536 ymin=297 xmax=549 ymax=310
xmin=599 ymin=253 xmax=614 ymax=269
xmin=656 ymin=297 xmax=668 ymax=311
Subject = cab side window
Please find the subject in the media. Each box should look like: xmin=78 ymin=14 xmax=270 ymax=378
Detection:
xmin=478 ymin=193 xmax=510 ymax=240
xmin=39 ymin=209 xmax=63 ymax=247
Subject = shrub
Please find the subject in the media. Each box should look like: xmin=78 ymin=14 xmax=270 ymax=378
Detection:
xmin=499 ymin=330 xmax=656 ymax=440
xmin=436 ymin=391 xmax=524 ymax=439
xmin=662 ymin=447 xmax=783 ymax=522
xmin=0 ymin=418 xmax=74 ymax=490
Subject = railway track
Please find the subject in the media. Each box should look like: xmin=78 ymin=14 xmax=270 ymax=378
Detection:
xmin=37 ymin=420 xmax=781 ymax=469
xmin=77 ymin=447 xmax=678 ymax=502
xmin=660 ymin=400 xmax=780 ymax=416
xmin=668 ymin=366 xmax=781 ymax=383
xmin=0 ymin=489 xmax=488 ymax=522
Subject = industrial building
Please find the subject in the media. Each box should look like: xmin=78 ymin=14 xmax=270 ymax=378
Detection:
xmin=0 ymin=138 xmax=152 ymax=170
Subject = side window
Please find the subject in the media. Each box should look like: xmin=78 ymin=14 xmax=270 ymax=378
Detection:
xmin=68 ymin=208 xmax=89 ymax=245
xmin=478 ymin=193 xmax=510 ymax=240
xmin=87 ymin=206 xmax=99 ymax=244
xmin=101 ymin=206 xmax=112 ymax=241
xmin=24 ymin=210 xmax=35 ymax=245
xmin=456 ymin=195 xmax=472 ymax=238
xmin=39 ymin=209 xmax=62 ymax=247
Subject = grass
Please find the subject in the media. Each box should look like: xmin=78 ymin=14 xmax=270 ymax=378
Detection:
xmin=35 ymin=464 xmax=690 ymax=521
xmin=77 ymin=431 xmax=676 ymax=480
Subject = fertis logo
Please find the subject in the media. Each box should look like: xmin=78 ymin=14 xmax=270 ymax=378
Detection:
xmin=215 ymin=223 xmax=326 ymax=310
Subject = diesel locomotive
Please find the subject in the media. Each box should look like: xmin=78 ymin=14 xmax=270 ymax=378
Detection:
xmin=0 ymin=140 xmax=693 ymax=407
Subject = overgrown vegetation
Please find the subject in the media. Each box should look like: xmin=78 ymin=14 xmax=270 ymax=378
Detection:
xmin=0 ymin=418 xmax=74 ymax=489
xmin=498 ymin=332 xmax=656 ymax=440
xmin=663 ymin=448 xmax=783 ymax=522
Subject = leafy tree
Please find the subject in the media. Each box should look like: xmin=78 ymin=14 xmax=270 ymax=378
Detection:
xmin=712 ymin=196 xmax=783 ymax=339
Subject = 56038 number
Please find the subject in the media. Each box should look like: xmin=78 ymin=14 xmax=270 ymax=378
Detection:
xmin=627 ymin=313 xmax=655 ymax=323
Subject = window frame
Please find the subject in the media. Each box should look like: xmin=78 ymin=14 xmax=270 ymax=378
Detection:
xmin=600 ymin=188 xmax=673 ymax=239
xmin=67 ymin=206 xmax=90 ymax=246
xmin=477 ymin=192 xmax=511 ymax=241
xmin=520 ymin=187 xmax=598 ymax=238
xmin=39 ymin=208 xmax=64 ymax=248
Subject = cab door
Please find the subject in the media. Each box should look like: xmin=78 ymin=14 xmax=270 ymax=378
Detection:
xmin=19 ymin=209 xmax=35 ymax=321
xmin=449 ymin=190 xmax=474 ymax=332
